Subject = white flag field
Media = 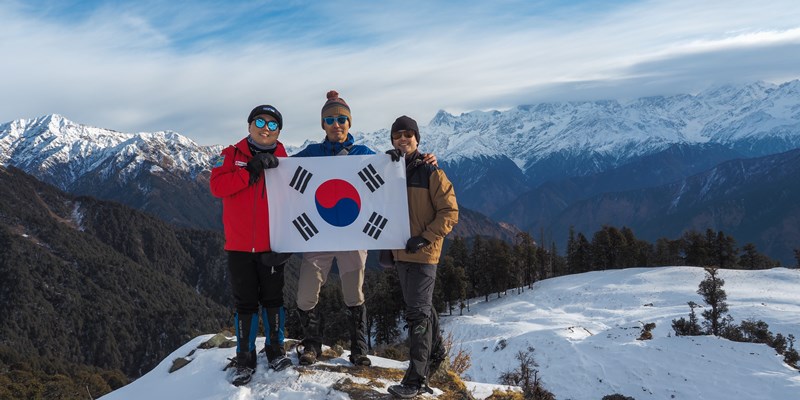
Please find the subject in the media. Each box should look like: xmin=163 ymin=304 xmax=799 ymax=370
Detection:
xmin=265 ymin=155 xmax=411 ymax=252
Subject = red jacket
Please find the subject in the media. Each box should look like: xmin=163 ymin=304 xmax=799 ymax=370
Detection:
xmin=209 ymin=138 xmax=287 ymax=252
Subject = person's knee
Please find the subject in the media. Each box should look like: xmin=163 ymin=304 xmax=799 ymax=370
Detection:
xmin=405 ymin=307 xmax=430 ymax=323
xmin=343 ymin=292 xmax=364 ymax=307
xmin=296 ymin=297 xmax=318 ymax=312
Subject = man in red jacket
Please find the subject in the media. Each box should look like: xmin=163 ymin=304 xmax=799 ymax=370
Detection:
xmin=210 ymin=104 xmax=292 ymax=385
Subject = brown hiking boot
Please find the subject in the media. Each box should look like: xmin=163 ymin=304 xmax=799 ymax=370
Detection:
xmin=297 ymin=345 xmax=318 ymax=365
xmin=349 ymin=353 xmax=371 ymax=366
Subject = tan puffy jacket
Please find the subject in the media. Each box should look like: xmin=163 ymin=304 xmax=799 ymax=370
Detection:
xmin=392 ymin=151 xmax=458 ymax=264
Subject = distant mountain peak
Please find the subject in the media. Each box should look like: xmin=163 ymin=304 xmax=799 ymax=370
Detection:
xmin=0 ymin=113 xmax=219 ymax=191
xmin=430 ymin=109 xmax=457 ymax=127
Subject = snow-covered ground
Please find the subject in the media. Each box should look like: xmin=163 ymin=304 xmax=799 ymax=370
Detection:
xmin=100 ymin=266 xmax=800 ymax=399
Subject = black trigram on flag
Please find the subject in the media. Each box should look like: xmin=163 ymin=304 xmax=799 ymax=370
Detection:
xmin=292 ymin=213 xmax=319 ymax=241
xmin=290 ymin=166 xmax=313 ymax=193
xmin=363 ymin=212 xmax=388 ymax=240
xmin=358 ymin=164 xmax=385 ymax=192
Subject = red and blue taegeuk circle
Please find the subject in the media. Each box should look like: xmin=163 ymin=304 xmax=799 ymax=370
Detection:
xmin=314 ymin=179 xmax=361 ymax=227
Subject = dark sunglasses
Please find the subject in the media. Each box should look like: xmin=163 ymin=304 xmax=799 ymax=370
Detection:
xmin=323 ymin=116 xmax=349 ymax=125
xmin=254 ymin=118 xmax=279 ymax=131
xmin=391 ymin=130 xmax=416 ymax=140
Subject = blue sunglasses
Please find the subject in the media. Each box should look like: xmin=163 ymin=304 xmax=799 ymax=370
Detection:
xmin=254 ymin=118 xmax=279 ymax=131
xmin=323 ymin=116 xmax=349 ymax=126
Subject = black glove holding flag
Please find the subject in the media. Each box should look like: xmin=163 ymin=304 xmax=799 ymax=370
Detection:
xmin=246 ymin=153 xmax=279 ymax=185
xmin=405 ymin=236 xmax=431 ymax=253
xmin=385 ymin=149 xmax=403 ymax=162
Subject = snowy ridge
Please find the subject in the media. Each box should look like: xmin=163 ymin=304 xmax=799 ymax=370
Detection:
xmin=99 ymin=267 xmax=800 ymax=400
xmin=354 ymin=80 xmax=800 ymax=171
xmin=0 ymin=114 xmax=221 ymax=190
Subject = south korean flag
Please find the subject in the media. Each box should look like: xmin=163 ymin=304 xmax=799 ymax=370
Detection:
xmin=265 ymin=155 xmax=410 ymax=252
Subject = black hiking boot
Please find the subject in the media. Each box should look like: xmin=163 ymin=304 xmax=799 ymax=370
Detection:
xmin=388 ymin=383 xmax=423 ymax=399
xmin=347 ymin=304 xmax=371 ymax=366
xmin=268 ymin=354 xmax=293 ymax=371
xmin=263 ymin=307 xmax=292 ymax=371
xmin=224 ymin=350 xmax=256 ymax=386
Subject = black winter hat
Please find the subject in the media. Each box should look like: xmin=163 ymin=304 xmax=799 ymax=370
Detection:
xmin=390 ymin=115 xmax=420 ymax=143
xmin=247 ymin=105 xmax=283 ymax=130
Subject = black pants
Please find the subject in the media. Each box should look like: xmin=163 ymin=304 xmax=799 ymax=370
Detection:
xmin=227 ymin=251 xmax=285 ymax=314
xmin=396 ymin=261 xmax=440 ymax=387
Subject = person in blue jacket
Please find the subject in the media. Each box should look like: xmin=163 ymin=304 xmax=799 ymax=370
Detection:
xmin=293 ymin=90 xmax=435 ymax=367
xmin=293 ymin=90 xmax=374 ymax=366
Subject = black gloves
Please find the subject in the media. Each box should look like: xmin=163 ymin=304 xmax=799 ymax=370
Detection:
xmin=248 ymin=153 xmax=279 ymax=170
xmin=246 ymin=153 xmax=279 ymax=185
xmin=385 ymin=149 xmax=403 ymax=162
xmin=405 ymin=236 xmax=431 ymax=253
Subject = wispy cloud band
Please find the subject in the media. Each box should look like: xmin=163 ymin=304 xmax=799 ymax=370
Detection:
xmin=1 ymin=0 xmax=799 ymax=146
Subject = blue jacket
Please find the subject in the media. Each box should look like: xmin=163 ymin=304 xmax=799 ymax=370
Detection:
xmin=294 ymin=133 xmax=375 ymax=157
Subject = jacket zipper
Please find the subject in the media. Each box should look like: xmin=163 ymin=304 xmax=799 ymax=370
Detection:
xmin=251 ymin=160 xmax=259 ymax=253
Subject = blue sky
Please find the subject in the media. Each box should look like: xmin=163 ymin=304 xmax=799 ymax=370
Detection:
xmin=2 ymin=0 xmax=799 ymax=146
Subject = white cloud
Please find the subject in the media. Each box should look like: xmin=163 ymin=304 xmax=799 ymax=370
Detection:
xmin=1 ymin=0 xmax=799 ymax=146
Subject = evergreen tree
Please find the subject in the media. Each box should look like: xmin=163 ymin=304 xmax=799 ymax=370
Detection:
xmin=550 ymin=242 xmax=566 ymax=278
xmin=739 ymin=319 xmax=773 ymax=344
xmin=672 ymin=301 xmax=703 ymax=336
xmin=683 ymin=230 xmax=710 ymax=266
xmin=535 ymin=244 xmax=548 ymax=281
xmin=591 ymin=227 xmax=612 ymax=270
xmin=698 ymin=267 xmax=729 ymax=336
xmin=619 ymin=226 xmax=637 ymax=267
xmin=489 ymin=239 xmax=513 ymax=297
xmin=537 ymin=228 xmax=548 ymax=280
xmin=626 ymin=226 xmax=653 ymax=267
xmin=784 ymin=335 xmax=799 ymax=368
xmin=470 ymin=236 xmax=493 ymax=302
xmin=653 ymin=237 xmax=683 ymax=266
xmin=447 ymin=236 xmax=469 ymax=272
xmin=773 ymin=333 xmax=788 ymax=354
xmin=794 ymin=248 xmax=800 ymax=268
xmin=739 ymin=243 xmax=774 ymax=270
xmin=574 ymin=232 xmax=592 ymax=273
xmin=566 ymin=226 xmax=578 ymax=274
xmin=713 ymin=230 xmax=738 ymax=269
xmin=515 ymin=232 xmax=537 ymax=288
xmin=437 ymin=256 xmax=467 ymax=315
xmin=591 ymin=225 xmax=626 ymax=269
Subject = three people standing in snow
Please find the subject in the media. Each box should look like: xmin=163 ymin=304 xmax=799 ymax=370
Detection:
xmin=209 ymin=93 xmax=457 ymax=395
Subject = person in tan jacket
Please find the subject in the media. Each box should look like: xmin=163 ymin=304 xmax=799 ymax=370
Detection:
xmin=386 ymin=115 xmax=458 ymax=399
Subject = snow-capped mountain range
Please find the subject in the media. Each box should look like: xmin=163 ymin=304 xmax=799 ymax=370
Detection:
xmin=3 ymin=80 xmax=798 ymax=195
xmin=2 ymin=80 xmax=799 ymax=256
xmin=0 ymin=114 xmax=220 ymax=191
xmin=357 ymin=80 xmax=800 ymax=175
